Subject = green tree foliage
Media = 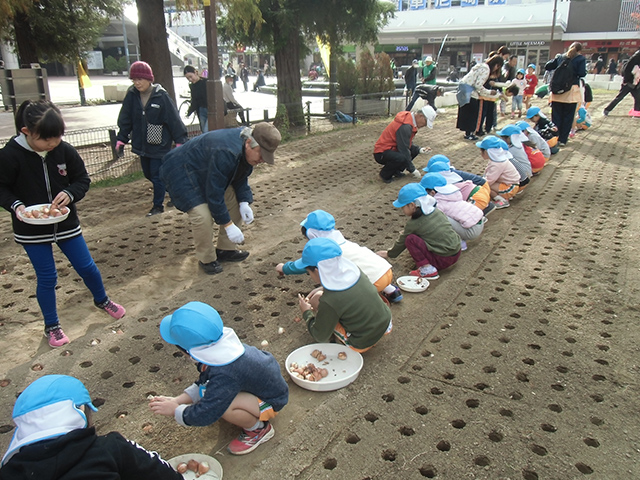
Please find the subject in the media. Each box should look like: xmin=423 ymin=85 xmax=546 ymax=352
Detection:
xmin=0 ymin=0 xmax=124 ymax=66
xmin=336 ymin=57 xmax=358 ymax=97
xmin=218 ymin=0 xmax=394 ymax=126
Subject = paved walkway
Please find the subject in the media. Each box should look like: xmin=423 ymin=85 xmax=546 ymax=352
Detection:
xmin=0 ymin=74 xmax=327 ymax=139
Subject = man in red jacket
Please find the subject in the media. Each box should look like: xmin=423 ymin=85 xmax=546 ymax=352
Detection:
xmin=373 ymin=106 xmax=436 ymax=183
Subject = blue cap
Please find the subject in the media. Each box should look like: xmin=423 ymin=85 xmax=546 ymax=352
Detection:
xmin=515 ymin=120 xmax=530 ymax=131
xmin=426 ymin=161 xmax=450 ymax=174
xmin=292 ymin=237 xmax=342 ymax=270
xmin=160 ymin=301 xmax=223 ymax=351
xmin=13 ymin=375 xmax=98 ymax=418
xmin=300 ymin=210 xmax=335 ymax=231
xmin=475 ymin=135 xmax=507 ymax=150
xmin=496 ymin=125 xmax=522 ymax=137
xmin=424 ymin=154 xmax=450 ymax=172
xmin=526 ymin=106 xmax=541 ymax=118
xmin=528 ymin=63 xmax=536 ymax=69
xmin=517 ymin=68 xmax=526 ymax=75
xmin=420 ymin=172 xmax=447 ymax=191
xmin=392 ymin=183 xmax=427 ymax=208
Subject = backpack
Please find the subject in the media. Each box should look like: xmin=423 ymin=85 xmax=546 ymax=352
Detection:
xmin=550 ymin=56 xmax=574 ymax=94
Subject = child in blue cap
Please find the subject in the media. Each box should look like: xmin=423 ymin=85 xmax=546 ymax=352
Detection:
xmin=1 ymin=375 xmax=182 ymax=479
xmin=149 ymin=301 xmax=289 ymax=455
xmin=424 ymin=156 xmax=494 ymax=215
xmin=420 ymin=172 xmax=485 ymax=251
xmin=276 ymin=210 xmax=402 ymax=303
xmin=526 ymin=106 xmax=559 ymax=150
xmin=476 ymin=136 xmax=521 ymax=209
xmin=295 ymin=238 xmax=392 ymax=352
xmin=378 ymin=183 xmax=461 ymax=279
xmin=496 ymin=124 xmax=532 ymax=193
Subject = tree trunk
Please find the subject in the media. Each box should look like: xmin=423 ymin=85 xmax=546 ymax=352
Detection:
xmin=136 ymin=0 xmax=176 ymax=103
xmin=272 ymin=24 xmax=304 ymax=126
xmin=13 ymin=12 xmax=39 ymax=67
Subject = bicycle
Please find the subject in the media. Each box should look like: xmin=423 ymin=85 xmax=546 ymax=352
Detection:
xmin=178 ymin=97 xmax=197 ymax=126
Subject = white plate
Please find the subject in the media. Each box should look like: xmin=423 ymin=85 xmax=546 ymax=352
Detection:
xmin=19 ymin=204 xmax=69 ymax=225
xmin=285 ymin=343 xmax=363 ymax=392
xmin=396 ymin=276 xmax=430 ymax=293
xmin=167 ymin=454 xmax=223 ymax=480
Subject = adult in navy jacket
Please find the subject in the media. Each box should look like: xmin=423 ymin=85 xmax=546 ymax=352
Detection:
xmin=160 ymin=124 xmax=281 ymax=275
xmin=116 ymin=61 xmax=188 ymax=217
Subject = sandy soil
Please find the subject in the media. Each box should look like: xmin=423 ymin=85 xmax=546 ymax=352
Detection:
xmin=1 ymin=91 xmax=639 ymax=479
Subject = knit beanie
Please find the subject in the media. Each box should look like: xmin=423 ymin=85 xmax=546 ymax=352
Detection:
xmin=129 ymin=61 xmax=154 ymax=82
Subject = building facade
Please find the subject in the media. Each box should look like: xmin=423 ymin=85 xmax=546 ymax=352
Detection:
xmin=378 ymin=0 xmax=639 ymax=75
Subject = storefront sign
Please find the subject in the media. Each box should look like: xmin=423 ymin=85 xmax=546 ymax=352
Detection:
xmin=461 ymin=0 xmax=478 ymax=6
xmin=488 ymin=0 xmax=506 ymax=4
xmin=565 ymin=39 xmax=639 ymax=48
xmin=509 ymin=41 xmax=547 ymax=47
xmin=396 ymin=46 xmax=409 ymax=52
xmin=435 ymin=0 xmax=451 ymax=8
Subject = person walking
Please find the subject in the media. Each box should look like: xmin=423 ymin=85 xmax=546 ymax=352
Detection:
xmin=160 ymin=123 xmax=281 ymax=275
xmin=116 ymin=61 xmax=187 ymax=216
xmin=239 ymin=62 xmax=250 ymax=92
xmin=603 ymin=49 xmax=640 ymax=117
xmin=183 ymin=65 xmax=208 ymax=133
xmin=544 ymin=42 xmax=586 ymax=146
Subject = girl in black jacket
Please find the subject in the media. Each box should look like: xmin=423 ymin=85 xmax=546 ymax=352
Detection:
xmin=0 ymin=101 xmax=125 ymax=348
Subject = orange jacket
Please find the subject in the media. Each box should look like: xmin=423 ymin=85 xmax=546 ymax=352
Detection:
xmin=374 ymin=111 xmax=417 ymax=154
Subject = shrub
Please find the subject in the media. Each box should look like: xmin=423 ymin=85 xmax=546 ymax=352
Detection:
xmin=117 ymin=56 xmax=129 ymax=72
xmin=103 ymin=55 xmax=118 ymax=73
xmin=336 ymin=57 xmax=358 ymax=96
xmin=336 ymin=51 xmax=395 ymax=96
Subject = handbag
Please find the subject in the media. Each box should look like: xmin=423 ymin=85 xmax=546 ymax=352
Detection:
xmin=147 ymin=124 xmax=163 ymax=145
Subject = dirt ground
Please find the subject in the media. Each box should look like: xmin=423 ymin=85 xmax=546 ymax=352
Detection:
xmin=1 ymin=91 xmax=639 ymax=479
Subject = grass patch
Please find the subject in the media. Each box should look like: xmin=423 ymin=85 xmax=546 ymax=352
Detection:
xmin=92 ymin=171 xmax=144 ymax=188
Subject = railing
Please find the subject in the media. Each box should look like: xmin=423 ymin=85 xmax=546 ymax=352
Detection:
xmin=166 ymin=28 xmax=207 ymax=67
xmin=0 ymin=96 xmax=397 ymax=182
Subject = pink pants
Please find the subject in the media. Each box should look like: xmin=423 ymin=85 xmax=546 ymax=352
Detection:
xmin=405 ymin=234 xmax=461 ymax=271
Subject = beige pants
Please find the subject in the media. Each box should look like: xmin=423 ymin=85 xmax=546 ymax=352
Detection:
xmin=187 ymin=187 xmax=242 ymax=263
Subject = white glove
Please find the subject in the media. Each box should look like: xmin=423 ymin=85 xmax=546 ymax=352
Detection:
xmin=238 ymin=202 xmax=254 ymax=225
xmin=412 ymin=169 xmax=422 ymax=179
xmin=419 ymin=147 xmax=431 ymax=154
xmin=225 ymin=223 xmax=244 ymax=244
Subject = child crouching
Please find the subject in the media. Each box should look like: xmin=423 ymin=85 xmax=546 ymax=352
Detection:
xmin=378 ymin=183 xmax=461 ymax=279
xmin=149 ymin=301 xmax=289 ymax=455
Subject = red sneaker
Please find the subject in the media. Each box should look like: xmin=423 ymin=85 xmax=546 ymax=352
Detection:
xmin=409 ymin=264 xmax=440 ymax=279
xmin=228 ymin=422 xmax=275 ymax=455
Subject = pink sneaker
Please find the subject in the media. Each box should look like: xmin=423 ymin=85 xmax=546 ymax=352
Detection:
xmin=45 ymin=325 xmax=70 ymax=348
xmin=95 ymin=298 xmax=126 ymax=319
xmin=629 ymin=109 xmax=640 ymax=117
xmin=409 ymin=264 xmax=440 ymax=279
xmin=228 ymin=422 xmax=275 ymax=455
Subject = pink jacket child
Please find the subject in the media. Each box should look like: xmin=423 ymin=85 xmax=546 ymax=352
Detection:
xmin=420 ymin=173 xmax=485 ymax=250
xmin=425 ymin=158 xmax=493 ymax=213
xmin=477 ymin=136 xmax=520 ymax=209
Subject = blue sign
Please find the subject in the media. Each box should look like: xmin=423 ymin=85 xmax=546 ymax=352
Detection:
xmin=461 ymin=0 xmax=478 ymax=6
xmin=435 ymin=0 xmax=451 ymax=8
xmin=488 ymin=0 xmax=506 ymax=4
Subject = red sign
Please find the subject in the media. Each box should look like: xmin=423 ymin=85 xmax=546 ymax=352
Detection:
xmin=564 ymin=39 xmax=639 ymax=49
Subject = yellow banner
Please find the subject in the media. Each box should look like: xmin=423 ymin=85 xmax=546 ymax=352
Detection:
xmin=78 ymin=61 xmax=92 ymax=89
xmin=316 ymin=36 xmax=330 ymax=75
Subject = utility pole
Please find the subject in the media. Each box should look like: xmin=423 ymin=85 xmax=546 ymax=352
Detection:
xmin=549 ymin=0 xmax=558 ymax=55
xmin=203 ymin=0 xmax=225 ymax=131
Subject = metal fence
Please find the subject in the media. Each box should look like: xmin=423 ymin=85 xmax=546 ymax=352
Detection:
xmin=0 ymin=94 xmax=400 ymax=182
